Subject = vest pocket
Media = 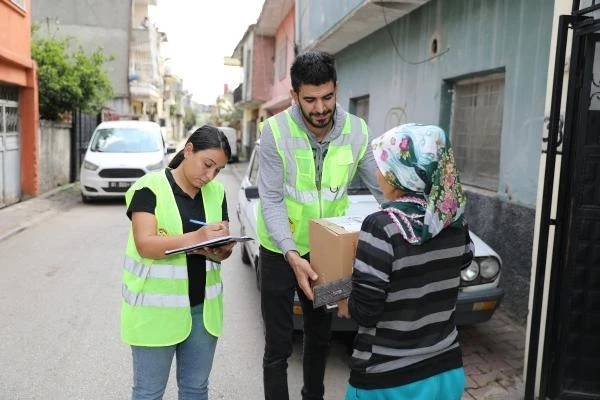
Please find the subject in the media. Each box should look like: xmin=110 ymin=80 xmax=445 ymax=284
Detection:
xmin=323 ymin=148 xmax=354 ymax=189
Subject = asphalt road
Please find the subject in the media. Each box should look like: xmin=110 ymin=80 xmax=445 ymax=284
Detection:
xmin=0 ymin=167 xmax=352 ymax=399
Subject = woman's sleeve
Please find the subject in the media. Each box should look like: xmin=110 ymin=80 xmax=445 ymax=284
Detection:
xmin=348 ymin=213 xmax=394 ymax=327
xmin=126 ymin=187 xmax=156 ymax=220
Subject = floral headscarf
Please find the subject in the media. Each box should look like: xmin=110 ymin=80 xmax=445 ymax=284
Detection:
xmin=371 ymin=123 xmax=466 ymax=245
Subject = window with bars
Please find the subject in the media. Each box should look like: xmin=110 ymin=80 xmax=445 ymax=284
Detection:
xmin=450 ymin=73 xmax=504 ymax=191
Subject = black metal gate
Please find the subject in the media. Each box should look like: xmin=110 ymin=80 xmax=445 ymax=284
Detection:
xmin=526 ymin=2 xmax=600 ymax=399
xmin=70 ymin=109 xmax=100 ymax=182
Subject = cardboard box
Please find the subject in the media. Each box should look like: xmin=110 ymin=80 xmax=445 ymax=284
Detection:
xmin=309 ymin=216 xmax=365 ymax=308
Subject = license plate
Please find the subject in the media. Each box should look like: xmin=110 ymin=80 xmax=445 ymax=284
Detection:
xmin=108 ymin=181 xmax=132 ymax=189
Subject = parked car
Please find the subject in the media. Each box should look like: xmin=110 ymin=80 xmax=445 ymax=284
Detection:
xmin=79 ymin=120 xmax=176 ymax=202
xmin=236 ymin=141 xmax=504 ymax=330
xmin=217 ymin=126 xmax=239 ymax=163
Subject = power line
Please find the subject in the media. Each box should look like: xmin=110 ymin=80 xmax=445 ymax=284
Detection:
xmin=380 ymin=5 xmax=449 ymax=65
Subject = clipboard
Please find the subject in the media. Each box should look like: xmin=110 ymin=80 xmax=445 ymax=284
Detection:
xmin=164 ymin=235 xmax=253 ymax=256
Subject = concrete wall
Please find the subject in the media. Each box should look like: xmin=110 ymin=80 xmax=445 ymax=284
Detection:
xmin=328 ymin=0 xmax=554 ymax=324
xmin=31 ymin=0 xmax=131 ymax=98
xmin=38 ymin=121 xmax=71 ymax=194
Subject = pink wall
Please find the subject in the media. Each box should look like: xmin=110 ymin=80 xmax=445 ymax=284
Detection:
xmin=267 ymin=7 xmax=295 ymax=108
xmin=252 ymin=34 xmax=274 ymax=102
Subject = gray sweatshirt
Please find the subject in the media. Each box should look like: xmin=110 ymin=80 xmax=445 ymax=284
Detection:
xmin=258 ymin=102 xmax=384 ymax=256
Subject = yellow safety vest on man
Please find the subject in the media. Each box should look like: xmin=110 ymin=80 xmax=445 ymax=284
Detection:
xmin=257 ymin=110 xmax=369 ymax=255
xmin=121 ymin=170 xmax=225 ymax=346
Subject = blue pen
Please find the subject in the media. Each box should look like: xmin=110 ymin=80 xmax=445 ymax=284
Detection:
xmin=189 ymin=219 xmax=207 ymax=226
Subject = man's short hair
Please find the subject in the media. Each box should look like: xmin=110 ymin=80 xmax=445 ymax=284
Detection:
xmin=290 ymin=51 xmax=337 ymax=93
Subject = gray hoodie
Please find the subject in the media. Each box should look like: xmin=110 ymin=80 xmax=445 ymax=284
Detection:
xmin=258 ymin=102 xmax=383 ymax=256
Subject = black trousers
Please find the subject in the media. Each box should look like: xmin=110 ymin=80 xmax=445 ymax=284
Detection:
xmin=259 ymin=246 xmax=333 ymax=400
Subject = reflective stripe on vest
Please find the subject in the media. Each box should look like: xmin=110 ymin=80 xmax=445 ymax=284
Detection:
xmin=122 ymin=284 xmax=189 ymax=308
xmin=120 ymin=170 xmax=225 ymax=346
xmin=123 ymin=256 xmax=188 ymax=280
xmin=257 ymin=110 xmax=369 ymax=255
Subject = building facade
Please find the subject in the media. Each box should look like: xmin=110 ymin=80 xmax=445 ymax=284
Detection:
xmin=0 ymin=0 xmax=39 ymax=206
xmin=31 ymin=0 xmax=132 ymax=116
xmin=231 ymin=0 xmax=294 ymax=160
xmin=296 ymin=0 xmax=555 ymax=324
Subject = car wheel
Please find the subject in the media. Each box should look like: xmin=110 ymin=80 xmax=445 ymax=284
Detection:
xmin=241 ymin=243 xmax=251 ymax=265
xmin=81 ymin=193 xmax=92 ymax=204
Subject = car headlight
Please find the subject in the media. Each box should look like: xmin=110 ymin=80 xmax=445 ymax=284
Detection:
xmin=461 ymin=260 xmax=479 ymax=282
xmin=83 ymin=160 xmax=99 ymax=171
xmin=146 ymin=161 xmax=164 ymax=171
xmin=479 ymin=257 xmax=500 ymax=279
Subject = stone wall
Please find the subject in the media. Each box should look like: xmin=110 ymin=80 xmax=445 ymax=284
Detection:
xmin=38 ymin=120 xmax=71 ymax=194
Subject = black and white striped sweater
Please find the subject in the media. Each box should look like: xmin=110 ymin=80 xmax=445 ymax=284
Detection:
xmin=348 ymin=210 xmax=473 ymax=389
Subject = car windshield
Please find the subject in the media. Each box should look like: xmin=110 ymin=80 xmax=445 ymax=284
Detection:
xmin=89 ymin=128 xmax=162 ymax=153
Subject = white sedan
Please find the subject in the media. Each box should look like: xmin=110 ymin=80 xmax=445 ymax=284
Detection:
xmin=237 ymin=141 xmax=504 ymax=331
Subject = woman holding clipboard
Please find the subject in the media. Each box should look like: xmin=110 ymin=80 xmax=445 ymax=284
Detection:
xmin=121 ymin=125 xmax=233 ymax=400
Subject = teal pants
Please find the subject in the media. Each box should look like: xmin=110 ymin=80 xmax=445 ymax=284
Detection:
xmin=345 ymin=368 xmax=465 ymax=400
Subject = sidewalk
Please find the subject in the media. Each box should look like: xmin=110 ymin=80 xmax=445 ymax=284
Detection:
xmin=0 ymin=183 xmax=81 ymax=242
xmin=460 ymin=311 xmax=525 ymax=399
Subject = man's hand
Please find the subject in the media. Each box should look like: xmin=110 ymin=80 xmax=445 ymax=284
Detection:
xmin=336 ymin=298 xmax=350 ymax=319
xmin=286 ymin=251 xmax=318 ymax=300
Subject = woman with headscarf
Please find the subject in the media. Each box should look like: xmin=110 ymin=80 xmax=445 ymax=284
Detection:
xmin=338 ymin=123 xmax=473 ymax=400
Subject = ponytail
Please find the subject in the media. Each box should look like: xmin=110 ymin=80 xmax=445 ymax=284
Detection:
xmin=168 ymin=149 xmax=185 ymax=169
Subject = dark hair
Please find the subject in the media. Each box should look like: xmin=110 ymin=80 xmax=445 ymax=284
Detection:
xmin=168 ymin=125 xmax=231 ymax=168
xmin=290 ymin=51 xmax=337 ymax=93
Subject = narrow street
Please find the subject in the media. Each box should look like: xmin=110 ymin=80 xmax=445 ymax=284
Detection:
xmin=0 ymin=163 xmax=526 ymax=399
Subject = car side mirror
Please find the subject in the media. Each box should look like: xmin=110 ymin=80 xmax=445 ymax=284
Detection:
xmin=166 ymin=146 xmax=177 ymax=154
xmin=245 ymin=185 xmax=259 ymax=199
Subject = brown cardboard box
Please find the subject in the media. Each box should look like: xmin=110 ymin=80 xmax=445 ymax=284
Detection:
xmin=309 ymin=216 xmax=365 ymax=307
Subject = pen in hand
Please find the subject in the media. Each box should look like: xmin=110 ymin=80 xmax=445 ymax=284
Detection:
xmin=190 ymin=219 xmax=229 ymax=236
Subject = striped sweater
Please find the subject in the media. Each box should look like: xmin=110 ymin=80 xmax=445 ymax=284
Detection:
xmin=348 ymin=210 xmax=473 ymax=389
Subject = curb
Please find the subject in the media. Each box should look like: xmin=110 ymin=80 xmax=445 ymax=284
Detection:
xmin=0 ymin=182 xmax=79 ymax=243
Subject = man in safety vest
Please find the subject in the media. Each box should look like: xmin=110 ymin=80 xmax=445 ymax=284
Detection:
xmin=257 ymin=50 xmax=383 ymax=400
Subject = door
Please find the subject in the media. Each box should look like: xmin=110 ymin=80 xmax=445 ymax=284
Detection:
xmin=0 ymin=85 xmax=21 ymax=207
xmin=545 ymin=29 xmax=600 ymax=399
xmin=528 ymin=10 xmax=600 ymax=399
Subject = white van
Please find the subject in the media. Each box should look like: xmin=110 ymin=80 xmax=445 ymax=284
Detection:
xmin=79 ymin=120 xmax=176 ymax=202
xmin=217 ymin=126 xmax=239 ymax=163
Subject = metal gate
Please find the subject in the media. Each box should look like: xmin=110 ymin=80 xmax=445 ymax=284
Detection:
xmin=526 ymin=2 xmax=600 ymax=399
xmin=0 ymin=85 xmax=20 ymax=208
xmin=70 ymin=109 xmax=100 ymax=182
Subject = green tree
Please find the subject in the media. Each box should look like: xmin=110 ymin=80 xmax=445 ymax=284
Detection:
xmin=32 ymin=31 xmax=114 ymax=121
xmin=183 ymin=106 xmax=197 ymax=131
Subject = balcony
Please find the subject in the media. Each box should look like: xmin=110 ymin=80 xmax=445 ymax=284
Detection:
xmin=129 ymin=81 xmax=160 ymax=101
xmin=304 ymin=0 xmax=432 ymax=54
xmin=233 ymin=83 xmax=243 ymax=104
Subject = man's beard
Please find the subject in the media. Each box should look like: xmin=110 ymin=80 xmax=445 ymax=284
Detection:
xmin=301 ymin=105 xmax=335 ymax=129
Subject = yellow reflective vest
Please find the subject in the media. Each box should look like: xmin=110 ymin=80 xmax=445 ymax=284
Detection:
xmin=121 ymin=170 xmax=224 ymax=346
xmin=257 ymin=110 xmax=369 ymax=255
